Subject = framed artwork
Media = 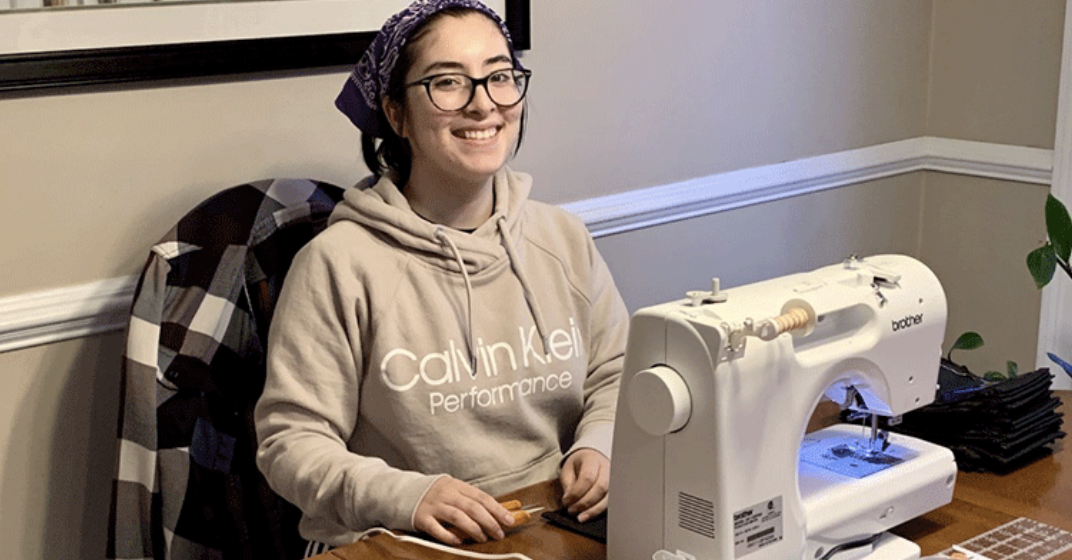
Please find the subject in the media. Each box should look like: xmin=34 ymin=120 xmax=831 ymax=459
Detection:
xmin=0 ymin=0 xmax=529 ymax=92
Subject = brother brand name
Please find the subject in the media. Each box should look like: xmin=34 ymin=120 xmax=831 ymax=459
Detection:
xmin=891 ymin=313 xmax=924 ymax=332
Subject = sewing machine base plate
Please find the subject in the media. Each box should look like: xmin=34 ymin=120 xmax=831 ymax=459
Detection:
xmin=800 ymin=425 xmax=957 ymax=560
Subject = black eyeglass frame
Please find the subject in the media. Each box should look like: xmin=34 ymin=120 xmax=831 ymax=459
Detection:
xmin=405 ymin=68 xmax=533 ymax=112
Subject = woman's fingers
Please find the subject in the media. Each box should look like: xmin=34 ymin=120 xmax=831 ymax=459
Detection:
xmin=414 ymin=476 xmax=513 ymax=543
xmin=567 ymin=463 xmax=607 ymax=519
xmin=560 ymin=449 xmax=610 ymax=522
xmin=575 ymin=492 xmax=608 ymax=523
xmin=415 ymin=517 xmax=464 ymax=546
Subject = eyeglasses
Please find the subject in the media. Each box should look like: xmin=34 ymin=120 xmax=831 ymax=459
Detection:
xmin=406 ymin=68 xmax=532 ymax=112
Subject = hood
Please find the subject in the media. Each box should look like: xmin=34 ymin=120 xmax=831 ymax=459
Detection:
xmin=329 ymin=167 xmax=533 ymax=274
xmin=329 ymin=166 xmax=549 ymax=368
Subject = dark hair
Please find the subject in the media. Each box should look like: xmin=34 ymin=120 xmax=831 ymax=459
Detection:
xmin=360 ymin=7 xmax=526 ymax=186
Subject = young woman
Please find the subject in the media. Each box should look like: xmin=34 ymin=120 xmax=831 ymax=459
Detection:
xmin=254 ymin=0 xmax=630 ymax=550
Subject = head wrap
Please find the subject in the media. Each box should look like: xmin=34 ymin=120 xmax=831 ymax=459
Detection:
xmin=336 ymin=0 xmax=525 ymax=138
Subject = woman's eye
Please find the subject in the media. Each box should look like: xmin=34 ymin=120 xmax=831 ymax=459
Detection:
xmin=492 ymin=71 xmax=521 ymax=86
xmin=431 ymin=76 xmax=466 ymax=90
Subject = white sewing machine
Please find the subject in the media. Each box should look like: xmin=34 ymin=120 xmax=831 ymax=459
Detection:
xmin=607 ymin=255 xmax=957 ymax=560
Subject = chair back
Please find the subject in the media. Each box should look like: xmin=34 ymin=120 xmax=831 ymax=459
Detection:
xmin=109 ymin=178 xmax=345 ymax=560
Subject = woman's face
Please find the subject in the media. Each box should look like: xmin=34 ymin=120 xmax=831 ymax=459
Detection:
xmin=389 ymin=13 xmax=523 ymax=188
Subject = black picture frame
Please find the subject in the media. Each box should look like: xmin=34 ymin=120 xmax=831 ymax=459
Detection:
xmin=0 ymin=0 xmax=530 ymax=93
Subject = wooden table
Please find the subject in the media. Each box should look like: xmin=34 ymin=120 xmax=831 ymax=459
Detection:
xmin=894 ymin=391 xmax=1071 ymax=558
xmin=323 ymin=392 xmax=1070 ymax=560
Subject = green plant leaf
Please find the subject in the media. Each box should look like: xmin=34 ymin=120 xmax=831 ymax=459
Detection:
xmin=951 ymin=331 xmax=984 ymax=351
xmin=1027 ymin=243 xmax=1057 ymax=289
xmin=983 ymin=371 xmax=1006 ymax=382
xmin=947 ymin=331 xmax=984 ymax=361
xmin=1046 ymin=194 xmax=1072 ymax=262
xmin=1006 ymin=361 xmax=1018 ymax=378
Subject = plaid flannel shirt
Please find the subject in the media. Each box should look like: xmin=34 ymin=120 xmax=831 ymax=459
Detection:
xmin=108 ymin=178 xmax=345 ymax=560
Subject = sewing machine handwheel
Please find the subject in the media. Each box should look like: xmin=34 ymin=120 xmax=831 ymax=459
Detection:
xmin=628 ymin=366 xmax=692 ymax=436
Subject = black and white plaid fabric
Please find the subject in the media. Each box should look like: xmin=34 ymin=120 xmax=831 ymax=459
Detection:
xmin=108 ymin=178 xmax=345 ymax=560
xmin=302 ymin=541 xmax=334 ymax=559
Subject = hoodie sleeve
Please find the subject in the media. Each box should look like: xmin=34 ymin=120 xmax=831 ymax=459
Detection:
xmin=254 ymin=238 xmax=441 ymax=538
xmin=565 ymin=230 xmax=630 ymax=461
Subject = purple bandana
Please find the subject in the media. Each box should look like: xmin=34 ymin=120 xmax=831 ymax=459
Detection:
xmin=336 ymin=0 xmax=524 ymax=138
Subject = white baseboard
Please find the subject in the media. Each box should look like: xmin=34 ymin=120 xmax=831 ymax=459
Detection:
xmin=0 ymin=136 xmax=1053 ymax=354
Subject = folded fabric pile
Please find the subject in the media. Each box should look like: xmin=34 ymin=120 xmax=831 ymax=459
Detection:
xmin=847 ymin=361 xmax=1066 ymax=473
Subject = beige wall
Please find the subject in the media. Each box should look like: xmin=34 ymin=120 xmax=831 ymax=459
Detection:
xmin=0 ymin=73 xmax=365 ymax=295
xmin=513 ymin=1 xmax=931 ymax=200
xmin=919 ymin=174 xmax=1050 ymax=376
xmin=0 ymin=334 xmax=125 ymax=560
xmin=921 ymin=0 xmax=1064 ymax=375
xmin=927 ymin=0 xmax=1064 ymax=148
xmin=599 ymin=174 xmax=926 ymax=313
xmin=0 ymin=1 xmax=1063 ymax=559
xmin=0 ymin=1 xmax=932 ymax=297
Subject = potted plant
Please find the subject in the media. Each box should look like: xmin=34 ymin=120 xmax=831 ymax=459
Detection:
xmin=946 ymin=331 xmax=1020 ymax=381
xmin=1027 ymin=194 xmax=1072 ymax=379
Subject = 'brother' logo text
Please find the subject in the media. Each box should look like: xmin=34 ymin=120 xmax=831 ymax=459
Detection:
xmin=891 ymin=313 xmax=923 ymax=332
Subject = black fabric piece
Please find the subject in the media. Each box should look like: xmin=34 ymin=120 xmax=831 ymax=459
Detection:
xmin=542 ymin=508 xmax=607 ymax=543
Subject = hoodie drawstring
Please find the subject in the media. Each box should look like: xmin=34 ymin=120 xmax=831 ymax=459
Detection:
xmin=497 ymin=217 xmax=551 ymax=357
xmin=434 ymin=220 xmax=551 ymax=376
xmin=434 ymin=226 xmax=478 ymax=374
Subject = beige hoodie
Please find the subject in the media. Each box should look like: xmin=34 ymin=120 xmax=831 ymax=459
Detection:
xmin=254 ymin=168 xmax=629 ymax=545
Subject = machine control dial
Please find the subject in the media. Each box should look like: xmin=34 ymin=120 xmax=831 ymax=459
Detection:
xmin=628 ymin=366 xmax=692 ymax=436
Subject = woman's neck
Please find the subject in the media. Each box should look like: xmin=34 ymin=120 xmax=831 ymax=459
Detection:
xmin=404 ymin=167 xmax=496 ymax=230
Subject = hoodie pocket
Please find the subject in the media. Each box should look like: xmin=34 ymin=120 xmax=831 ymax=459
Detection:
xmin=467 ymin=448 xmax=563 ymax=496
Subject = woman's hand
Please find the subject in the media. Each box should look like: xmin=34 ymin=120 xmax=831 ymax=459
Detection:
xmin=413 ymin=476 xmax=515 ymax=545
xmin=559 ymin=448 xmax=610 ymax=523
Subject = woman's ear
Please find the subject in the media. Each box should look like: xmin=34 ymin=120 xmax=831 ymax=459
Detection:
xmin=382 ymin=98 xmax=406 ymax=138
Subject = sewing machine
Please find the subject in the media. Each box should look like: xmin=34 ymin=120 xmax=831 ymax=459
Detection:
xmin=607 ymin=255 xmax=957 ymax=560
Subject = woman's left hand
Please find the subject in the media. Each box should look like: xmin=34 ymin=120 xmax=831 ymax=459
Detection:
xmin=559 ymin=448 xmax=610 ymax=523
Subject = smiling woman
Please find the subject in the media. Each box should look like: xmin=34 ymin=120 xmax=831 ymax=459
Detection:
xmin=252 ymin=0 xmax=630 ymax=553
